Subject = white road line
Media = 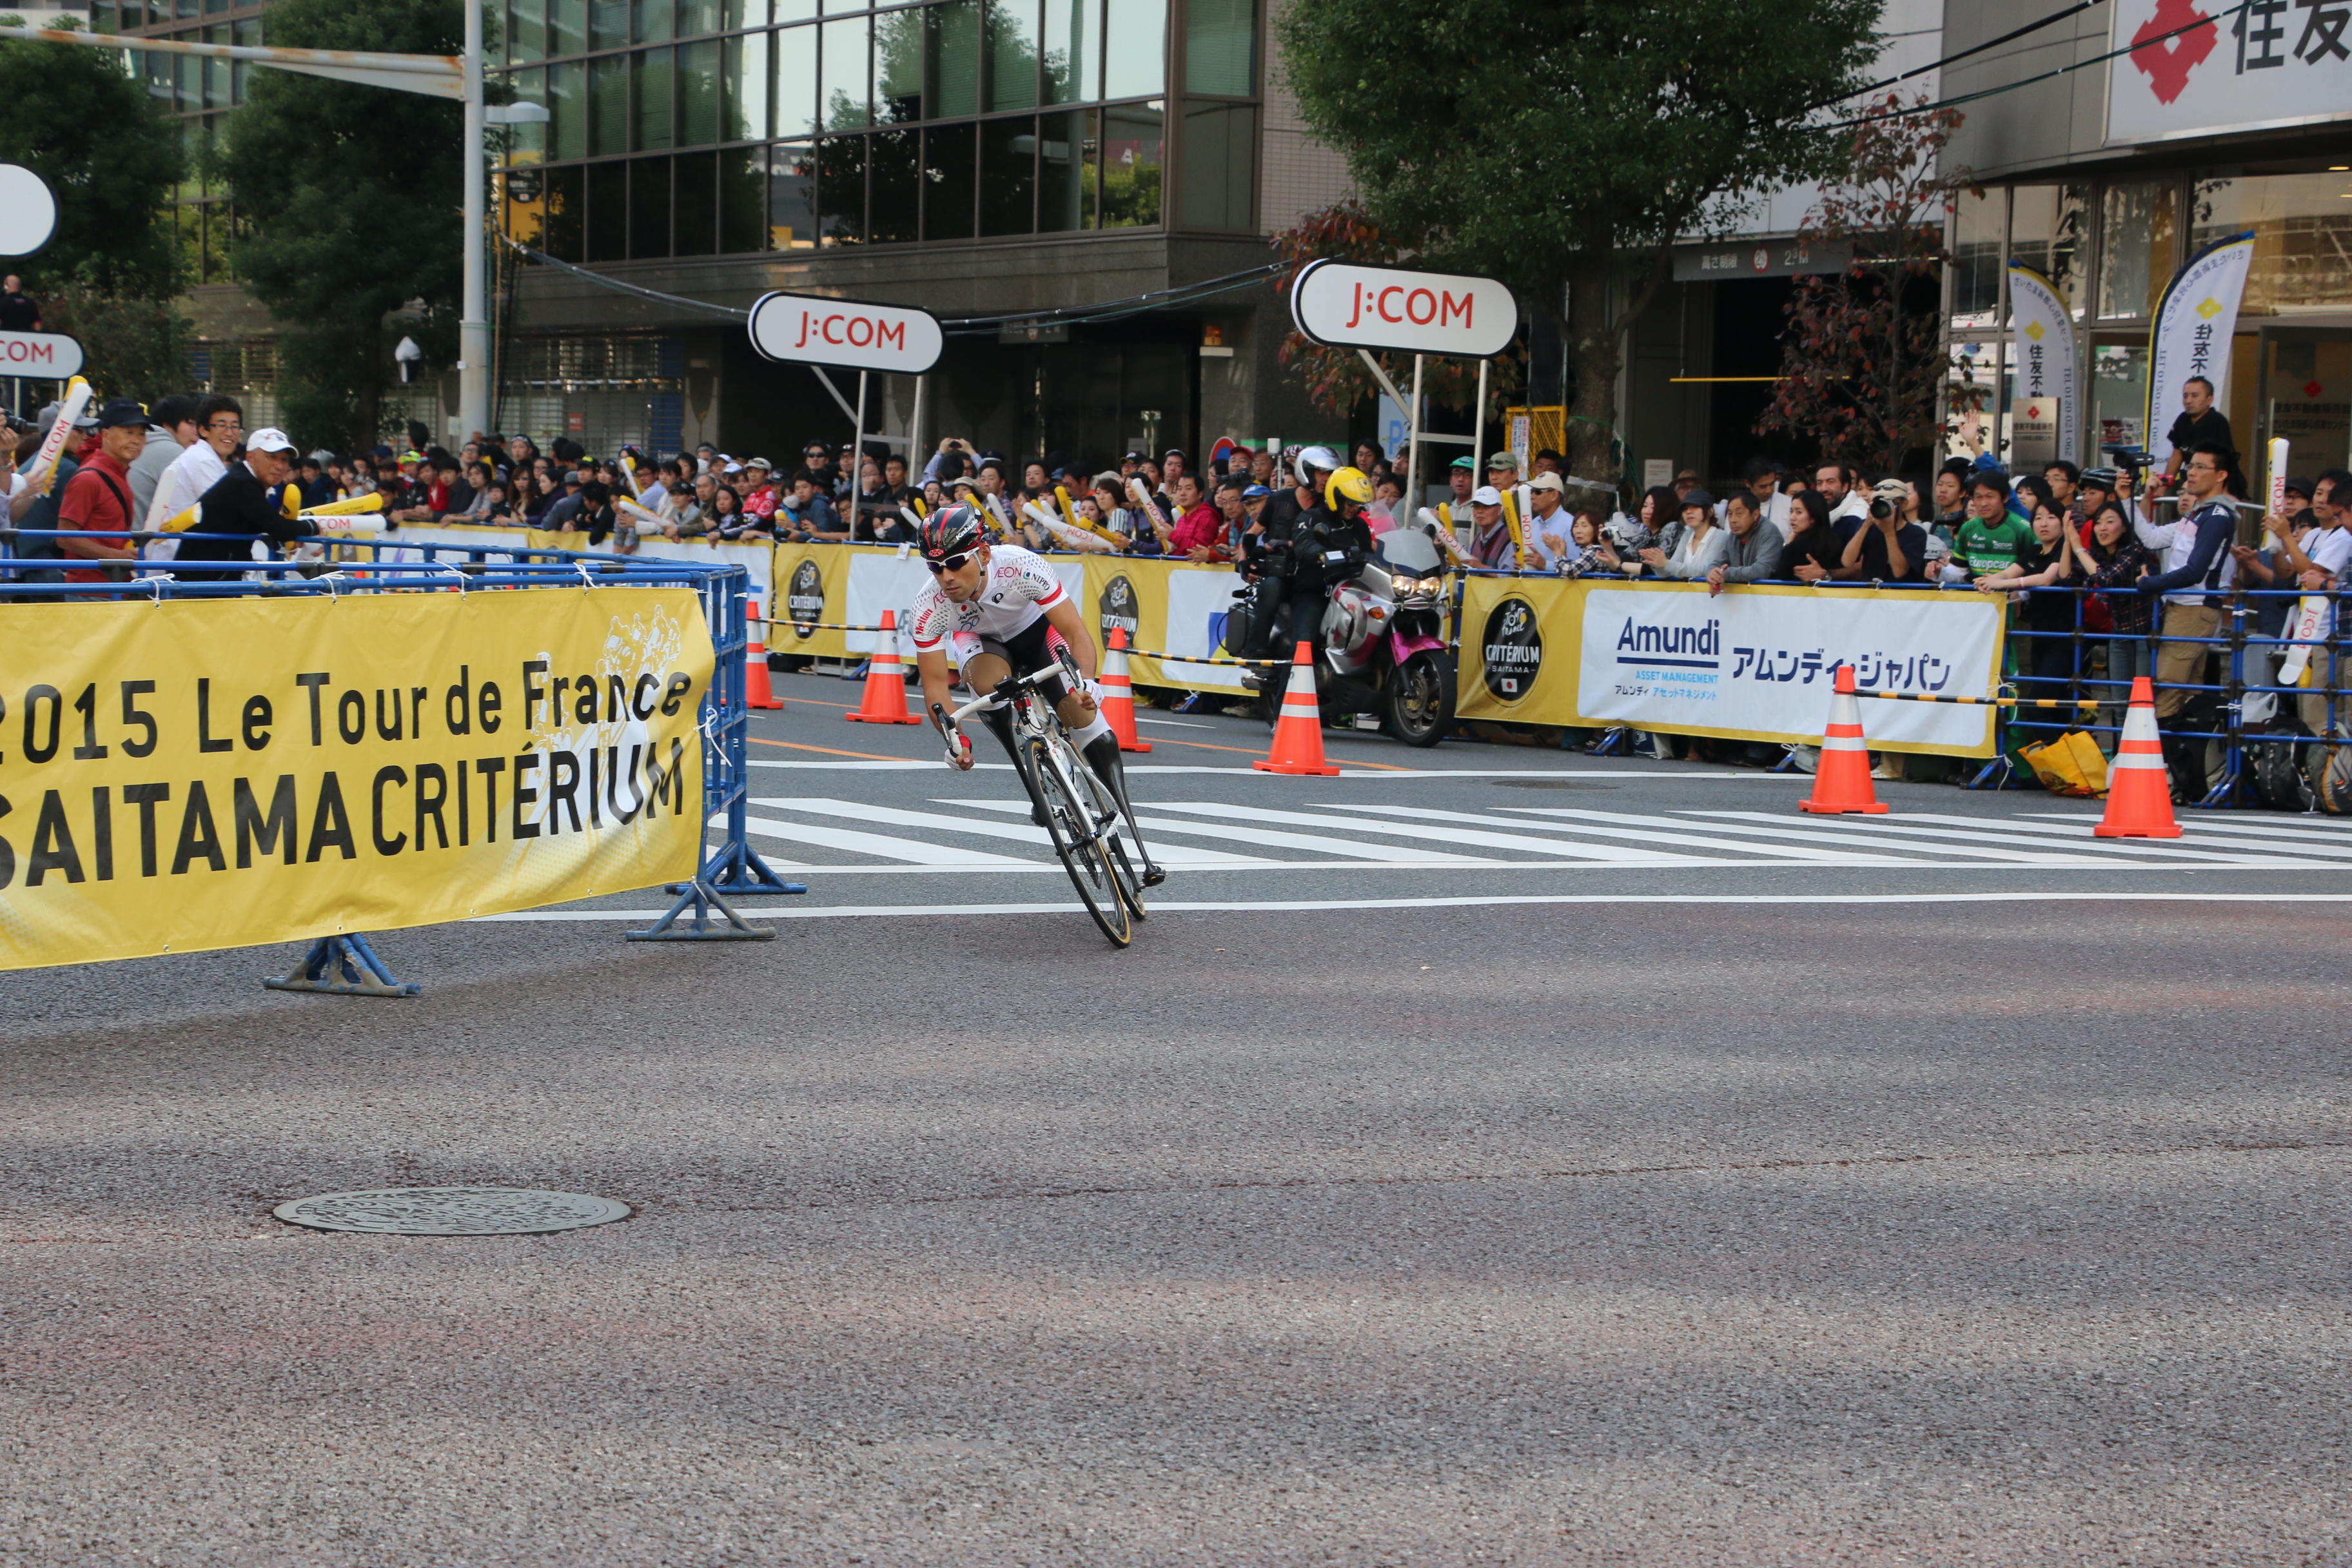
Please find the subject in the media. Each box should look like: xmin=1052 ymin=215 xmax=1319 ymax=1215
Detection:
xmin=1133 ymin=716 xmax=1217 ymax=729
xmin=740 ymin=814 xmax=1030 ymax=865
xmin=1884 ymin=809 xmax=2351 ymax=863
xmin=1145 ymin=800 xmax=1713 ymax=865
xmin=475 ymin=889 xmax=2352 ymax=921
xmin=1680 ymin=808 xmax=2311 ymax=867
xmin=1320 ymin=801 xmax=1923 ymax=866
xmin=745 ymin=759 xmax=1781 ymax=778
xmin=2097 ymin=814 xmax=2352 ymax=850
xmin=946 ymin=797 xmax=1501 ymax=864
xmin=1498 ymin=805 xmax=2112 ymax=866
xmin=752 ymin=796 xmax=1262 ymax=866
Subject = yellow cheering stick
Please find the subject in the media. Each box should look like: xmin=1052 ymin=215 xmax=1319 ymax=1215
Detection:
xmin=1498 ymin=485 xmax=1527 ymax=569
xmin=1052 ymin=483 xmax=1124 ymax=547
xmin=22 ymin=375 xmax=91 ymax=488
xmin=295 ymin=493 xmax=387 ymax=534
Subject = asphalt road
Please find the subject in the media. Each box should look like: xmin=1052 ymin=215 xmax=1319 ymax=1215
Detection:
xmin=5 ymin=679 xmax=2350 ymax=1565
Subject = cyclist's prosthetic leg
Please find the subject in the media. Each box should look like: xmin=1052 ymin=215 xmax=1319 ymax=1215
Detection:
xmin=1078 ymin=727 xmax=1166 ymax=888
xmin=979 ymin=704 xmax=1048 ymax=826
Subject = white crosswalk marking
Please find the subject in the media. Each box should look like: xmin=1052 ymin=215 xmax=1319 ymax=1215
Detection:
xmin=741 ymin=814 xmax=1032 ymax=866
xmin=1885 ymin=810 xmax=2347 ymax=863
xmin=1679 ymin=808 xmax=2308 ymax=866
xmin=1453 ymin=804 xmax=1933 ymax=864
xmin=948 ymin=798 xmax=1501 ymax=864
xmin=1146 ymin=801 xmax=1709 ymax=864
xmin=711 ymin=787 xmax=2352 ymax=879
xmin=1496 ymin=805 xmax=2113 ymax=865
xmin=751 ymin=796 xmax=1263 ymax=865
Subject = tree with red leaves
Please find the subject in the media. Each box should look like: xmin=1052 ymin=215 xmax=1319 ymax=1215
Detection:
xmin=1757 ymin=95 xmax=1978 ymax=475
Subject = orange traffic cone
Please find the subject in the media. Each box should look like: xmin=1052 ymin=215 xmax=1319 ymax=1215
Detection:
xmin=1253 ymin=642 xmax=1340 ymax=776
xmin=846 ymin=607 xmax=921 ymax=725
xmin=2095 ymin=675 xmax=2182 ymax=838
xmin=1100 ymin=627 xmax=1152 ymax=753
xmin=1799 ymin=664 xmax=1889 ymax=814
xmin=745 ymin=596 xmax=784 ymax=710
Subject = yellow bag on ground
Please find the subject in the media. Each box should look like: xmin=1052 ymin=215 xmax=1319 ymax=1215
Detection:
xmin=2021 ymin=729 xmax=2110 ymax=796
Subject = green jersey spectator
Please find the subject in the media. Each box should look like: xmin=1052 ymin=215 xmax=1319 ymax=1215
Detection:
xmin=1953 ymin=472 xmax=2032 ymax=579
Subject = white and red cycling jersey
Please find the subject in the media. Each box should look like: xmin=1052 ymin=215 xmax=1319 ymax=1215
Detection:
xmin=908 ymin=543 xmax=1069 ymax=657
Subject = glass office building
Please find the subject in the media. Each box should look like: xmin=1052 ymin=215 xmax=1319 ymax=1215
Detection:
xmin=99 ymin=0 xmax=1337 ymax=459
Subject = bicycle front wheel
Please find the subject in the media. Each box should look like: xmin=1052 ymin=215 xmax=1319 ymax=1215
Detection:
xmin=1024 ymin=734 xmax=1132 ymax=947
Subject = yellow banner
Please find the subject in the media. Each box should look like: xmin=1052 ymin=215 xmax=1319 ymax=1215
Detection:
xmin=0 ymin=588 xmax=710 ymax=970
xmin=1453 ymin=574 xmax=2005 ymax=756
xmin=771 ymin=538 xmax=856 ymax=658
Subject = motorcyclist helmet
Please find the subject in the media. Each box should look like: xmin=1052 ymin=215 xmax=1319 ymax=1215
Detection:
xmin=1325 ymin=466 xmax=1375 ymax=509
xmin=1295 ymin=444 xmax=1341 ymax=485
xmin=918 ymin=503 xmax=987 ymax=564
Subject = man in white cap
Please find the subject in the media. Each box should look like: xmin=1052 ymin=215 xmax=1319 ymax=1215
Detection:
xmin=1465 ymin=485 xmax=1516 ymax=569
xmin=1520 ymin=472 xmax=1573 ymax=568
xmin=177 ymin=427 xmax=315 ymax=576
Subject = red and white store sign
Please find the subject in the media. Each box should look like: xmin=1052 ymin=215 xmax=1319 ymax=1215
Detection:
xmin=1288 ymin=260 xmax=1518 ymax=359
xmin=748 ymin=291 xmax=943 ymax=373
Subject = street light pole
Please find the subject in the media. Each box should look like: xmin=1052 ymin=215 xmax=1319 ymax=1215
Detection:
xmin=29 ymin=24 xmax=516 ymax=443
xmin=458 ymin=0 xmax=489 ymax=443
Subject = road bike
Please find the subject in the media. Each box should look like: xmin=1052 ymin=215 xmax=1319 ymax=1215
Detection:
xmin=933 ymin=653 xmax=1150 ymax=946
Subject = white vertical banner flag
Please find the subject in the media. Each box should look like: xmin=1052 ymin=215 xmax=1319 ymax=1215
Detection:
xmin=2146 ymin=230 xmax=2257 ymax=467
xmin=2006 ymin=261 xmax=2079 ymax=464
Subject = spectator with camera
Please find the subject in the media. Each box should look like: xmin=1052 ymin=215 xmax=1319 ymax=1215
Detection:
xmin=1833 ymin=479 xmax=1928 ymax=583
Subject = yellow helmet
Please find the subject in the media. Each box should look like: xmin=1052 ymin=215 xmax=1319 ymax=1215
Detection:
xmin=1325 ymin=466 xmax=1375 ymax=508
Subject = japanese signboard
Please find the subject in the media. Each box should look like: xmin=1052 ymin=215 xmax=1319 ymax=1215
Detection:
xmin=2146 ymin=231 xmax=2257 ymax=464
xmin=2108 ymin=0 xmax=2352 ymax=144
xmin=2006 ymin=262 xmax=2079 ymax=463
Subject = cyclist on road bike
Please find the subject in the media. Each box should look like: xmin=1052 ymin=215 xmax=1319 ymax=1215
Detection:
xmin=909 ymin=504 xmax=1165 ymax=885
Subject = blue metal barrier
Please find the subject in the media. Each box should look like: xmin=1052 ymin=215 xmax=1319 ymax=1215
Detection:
xmin=0 ymin=529 xmax=798 ymax=986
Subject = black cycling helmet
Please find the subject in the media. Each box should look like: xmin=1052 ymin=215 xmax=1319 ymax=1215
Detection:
xmin=919 ymin=502 xmax=987 ymax=562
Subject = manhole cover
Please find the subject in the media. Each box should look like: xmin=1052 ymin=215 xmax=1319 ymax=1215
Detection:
xmin=1488 ymin=778 xmax=1616 ymax=790
xmin=273 ymin=1186 xmax=632 ymax=1236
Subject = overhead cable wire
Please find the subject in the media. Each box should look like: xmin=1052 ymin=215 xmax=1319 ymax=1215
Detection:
xmin=1819 ymin=0 xmax=2106 ymax=106
xmin=1819 ymin=0 xmax=2251 ymax=128
xmin=498 ymin=234 xmax=1286 ymax=335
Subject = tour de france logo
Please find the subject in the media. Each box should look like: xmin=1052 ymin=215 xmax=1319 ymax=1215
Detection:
xmin=1099 ymin=574 xmax=1139 ymax=645
xmin=786 ymin=560 xmax=825 ymax=640
xmin=1482 ymin=597 xmax=1542 ymax=701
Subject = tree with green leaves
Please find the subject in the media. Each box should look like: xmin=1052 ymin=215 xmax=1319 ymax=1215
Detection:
xmin=215 ymin=0 xmax=469 ymax=452
xmin=0 ymin=24 xmax=191 ymax=402
xmin=1275 ymin=0 xmax=1884 ymax=480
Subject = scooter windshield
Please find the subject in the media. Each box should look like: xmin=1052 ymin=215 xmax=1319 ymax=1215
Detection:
xmin=1378 ymin=528 xmax=1443 ymax=575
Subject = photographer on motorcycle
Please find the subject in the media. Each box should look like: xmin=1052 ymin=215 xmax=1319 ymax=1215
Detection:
xmin=1240 ymin=462 xmax=1378 ymax=680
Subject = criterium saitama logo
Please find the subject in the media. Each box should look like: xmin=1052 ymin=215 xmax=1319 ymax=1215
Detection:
xmin=1482 ymin=597 xmax=1542 ymax=701
xmin=1099 ymin=574 xmax=1138 ymax=647
xmin=786 ymin=560 xmax=824 ymax=640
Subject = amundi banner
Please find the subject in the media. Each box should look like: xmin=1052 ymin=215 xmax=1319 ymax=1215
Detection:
xmin=1453 ymin=575 xmax=2006 ymax=756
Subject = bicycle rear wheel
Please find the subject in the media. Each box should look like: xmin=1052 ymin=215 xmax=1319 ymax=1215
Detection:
xmin=1024 ymin=735 xmax=1132 ymax=947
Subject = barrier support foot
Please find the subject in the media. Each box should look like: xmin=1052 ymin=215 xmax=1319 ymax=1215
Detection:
xmin=665 ymin=844 xmax=807 ymax=898
xmin=264 ymin=933 xmax=421 ymax=998
xmin=628 ymin=880 xmax=777 ymax=941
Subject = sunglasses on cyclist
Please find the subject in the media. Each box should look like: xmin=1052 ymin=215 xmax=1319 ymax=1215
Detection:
xmin=924 ymin=553 xmax=975 ymax=573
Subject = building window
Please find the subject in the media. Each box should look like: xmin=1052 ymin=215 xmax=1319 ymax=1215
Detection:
xmin=1184 ymin=0 xmax=1250 ymax=95
xmin=1177 ymin=100 xmax=1251 ymax=230
xmin=770 ymin=142 xmax=817 ymax=246
xmin=500 ymin=0 xmax=1202 ymax=258
xmin=2099 ymin=182 xmax=2178 ymax=321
